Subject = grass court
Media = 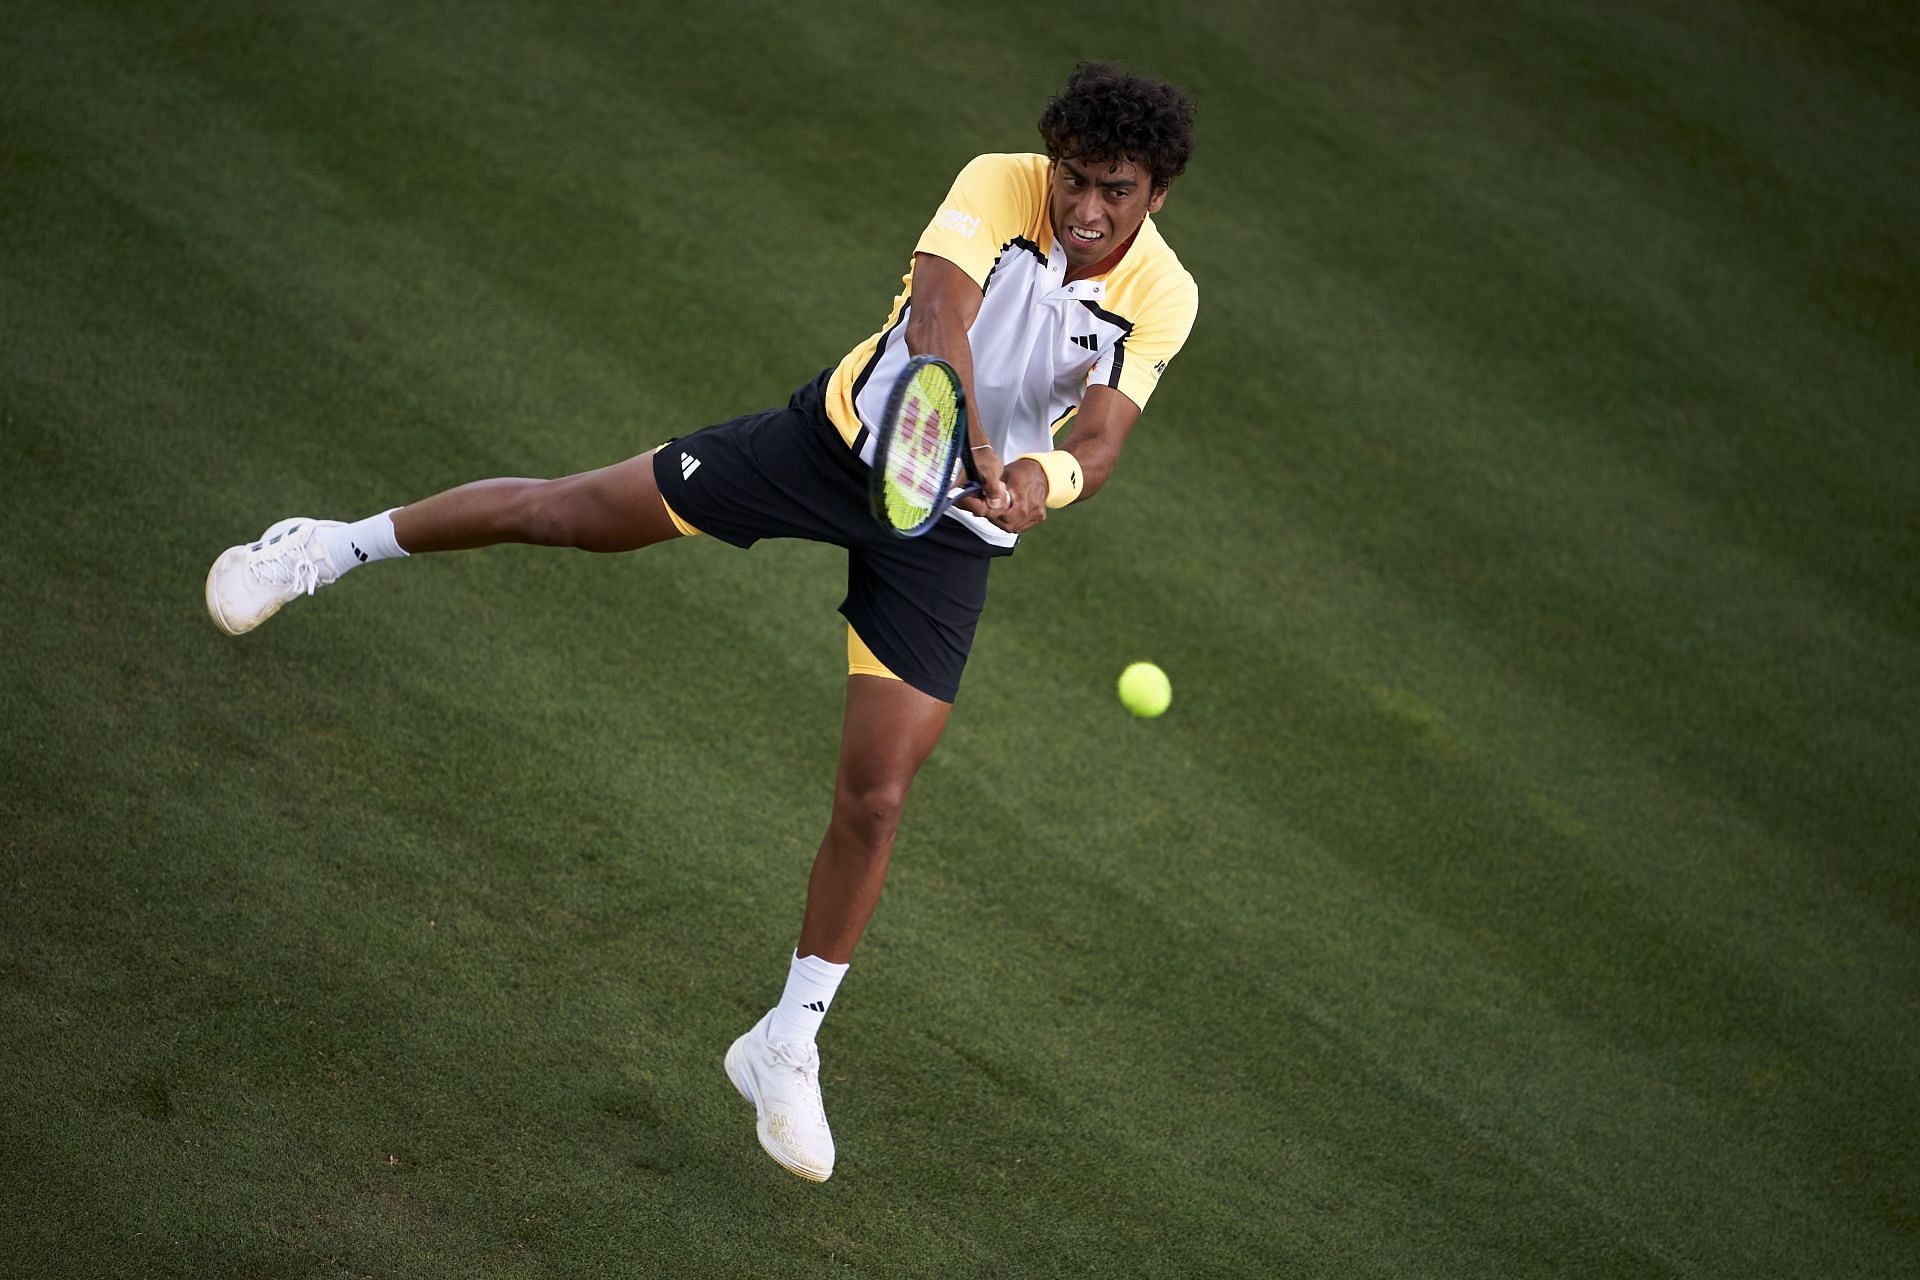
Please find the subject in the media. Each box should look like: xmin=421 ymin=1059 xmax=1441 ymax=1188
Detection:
xmin=2 ymin=0 xmax=1916 ymax=1274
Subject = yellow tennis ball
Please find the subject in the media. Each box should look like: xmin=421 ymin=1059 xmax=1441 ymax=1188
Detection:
xmin=1117 ymin=661 xmax=1172 ymax=718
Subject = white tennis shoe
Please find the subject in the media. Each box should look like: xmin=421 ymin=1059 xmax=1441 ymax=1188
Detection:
xmin=724 ymin=1012 xmax=836 ymax=1182
xmin=205 ymin=517 xmax=344 ymax=636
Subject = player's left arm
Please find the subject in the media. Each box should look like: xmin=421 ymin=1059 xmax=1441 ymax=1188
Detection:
xmin=995 ymin=387 xmax=1139 ymax=532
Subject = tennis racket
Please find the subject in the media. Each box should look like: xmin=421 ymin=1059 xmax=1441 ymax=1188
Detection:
xmin=869 ymin=355 xmax=982 ymax=538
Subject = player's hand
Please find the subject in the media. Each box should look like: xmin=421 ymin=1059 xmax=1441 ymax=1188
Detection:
xmin=989 ymin=457 xmax=1050 ymax=534
xmin=956 ymin=445 xmax=1011 ymax=519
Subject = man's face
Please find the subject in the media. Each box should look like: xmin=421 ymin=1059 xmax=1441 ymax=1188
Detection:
xmin=1047 ymin=154 xmax=1167 ymax=270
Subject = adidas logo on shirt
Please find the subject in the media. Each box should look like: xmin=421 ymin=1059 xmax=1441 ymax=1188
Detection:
xmin=1070 ymin=333 xmax=1099 ymax=351
xmin=680 ymin=451 xmax=701 ymax=480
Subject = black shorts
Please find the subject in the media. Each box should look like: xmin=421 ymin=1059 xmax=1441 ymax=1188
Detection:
xmin=651 ymin=370 xmax=1013 ymax=703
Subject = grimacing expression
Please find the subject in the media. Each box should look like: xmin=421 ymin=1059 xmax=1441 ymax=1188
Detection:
xmin=1048 ymin=154 xmax=1167 ymax=270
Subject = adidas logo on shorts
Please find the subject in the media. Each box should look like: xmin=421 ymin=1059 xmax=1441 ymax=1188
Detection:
xmin=680 ymin=451 xmax=701 ymax=480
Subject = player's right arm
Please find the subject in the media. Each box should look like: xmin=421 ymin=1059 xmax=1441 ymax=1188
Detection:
xmin=904 ymin=252 xmax=1007 ymax=515
xmin=906 ymin=154 xmax=1044 ymax=519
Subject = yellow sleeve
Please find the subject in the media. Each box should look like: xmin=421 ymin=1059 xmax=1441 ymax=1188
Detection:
xmin=1105 ymin=269 xmax=1199 ymax=412
xmin=913 ymin=154 xmax=1043 ymax=288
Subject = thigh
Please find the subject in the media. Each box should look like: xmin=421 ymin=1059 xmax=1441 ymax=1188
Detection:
xmin=539 ymin=449 xmax=689 ymax=553
xmin=836 ymin=672 xmax=954 ymax=798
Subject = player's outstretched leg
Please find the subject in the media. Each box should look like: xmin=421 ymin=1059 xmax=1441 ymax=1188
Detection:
xmin=726 ymin=673 xmax=952 ymax=1182
xmin=204 ymin=451 xmax=684 ymax=635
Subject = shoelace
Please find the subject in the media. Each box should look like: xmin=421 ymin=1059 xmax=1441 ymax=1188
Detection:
xmin=249 ymin=542 xmax=325 ymax=596
xmin=769 ymin=1041 xmax=828 ymax=1126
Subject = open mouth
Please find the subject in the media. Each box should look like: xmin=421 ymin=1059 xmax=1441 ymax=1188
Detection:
xmin=1067 ymin=226 xmax=1103 ymax=245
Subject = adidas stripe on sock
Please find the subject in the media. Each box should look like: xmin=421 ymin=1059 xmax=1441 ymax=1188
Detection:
xmin=319 ymin=508 xmax=408 ymax=577
xmin=766 ymin=951 xmax=849 ymax=1048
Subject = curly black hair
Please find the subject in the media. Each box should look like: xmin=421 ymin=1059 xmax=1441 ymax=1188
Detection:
xmin=1037 ymin=63 xmax=1196 ymax=191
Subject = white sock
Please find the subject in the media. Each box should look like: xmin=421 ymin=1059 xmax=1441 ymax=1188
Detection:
xmin=765 ymin=951 xmax=849 ymax=1047
xmin=319 ymin=509 xmax=408 ymax=577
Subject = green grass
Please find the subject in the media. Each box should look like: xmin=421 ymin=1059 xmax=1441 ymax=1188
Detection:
xmin=3 ymin=0 xmax=1917 ymax=1275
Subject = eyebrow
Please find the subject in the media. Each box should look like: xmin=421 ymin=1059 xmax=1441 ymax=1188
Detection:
xmin=1061 ymin=158 xmax=1138 ymax=193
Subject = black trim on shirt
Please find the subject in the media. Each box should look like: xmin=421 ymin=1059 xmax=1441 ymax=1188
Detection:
xmin=984 ymin=237 xmax=1049 ymax=297
xmin=848 ymin=299 xmax=913 ymax=426
xmin=1005 ymin=236 xmax=1047 ymax=266
xmin=1078 ymin=297 xmax=1135 ymax=334
xmin=1079 ymin=299 xmax=1133 ymax=388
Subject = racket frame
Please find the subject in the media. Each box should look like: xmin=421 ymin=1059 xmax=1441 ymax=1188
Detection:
xmin=868 ymin=354 xmax=982 ymax=539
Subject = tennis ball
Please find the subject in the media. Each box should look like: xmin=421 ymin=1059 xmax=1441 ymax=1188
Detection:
xmin=1117 ymin=661 xmax=1172 ymax=718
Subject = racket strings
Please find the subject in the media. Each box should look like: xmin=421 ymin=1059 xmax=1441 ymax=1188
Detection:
xmin=882 ymin=370 xmax=962 ymax=529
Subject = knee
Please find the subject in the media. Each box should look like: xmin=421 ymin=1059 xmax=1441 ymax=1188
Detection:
xmin=834 ymin=778 xmax=911 ymax=852
xmin=516 ymin=481 xmax=583 ymax=547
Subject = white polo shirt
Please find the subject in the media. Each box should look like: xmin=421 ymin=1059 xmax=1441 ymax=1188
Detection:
xmin=825 ymin=152 xmax=1200 ymax=546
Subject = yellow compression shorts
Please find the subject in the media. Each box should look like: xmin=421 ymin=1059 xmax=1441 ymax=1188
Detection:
xmin=847 ymin=624 xmax=902 ymax=682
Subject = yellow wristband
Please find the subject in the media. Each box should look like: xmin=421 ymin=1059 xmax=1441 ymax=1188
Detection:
xmin=1017 ymin=449 xmax=1084 ymax=509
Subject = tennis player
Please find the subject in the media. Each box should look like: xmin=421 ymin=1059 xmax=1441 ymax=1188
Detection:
xmin=205 ymin=63 xmax=1198 ymax=1182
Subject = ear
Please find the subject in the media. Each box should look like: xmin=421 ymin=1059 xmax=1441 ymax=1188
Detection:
xmin=1147 ymin=183 xmax=1169 ymax=214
